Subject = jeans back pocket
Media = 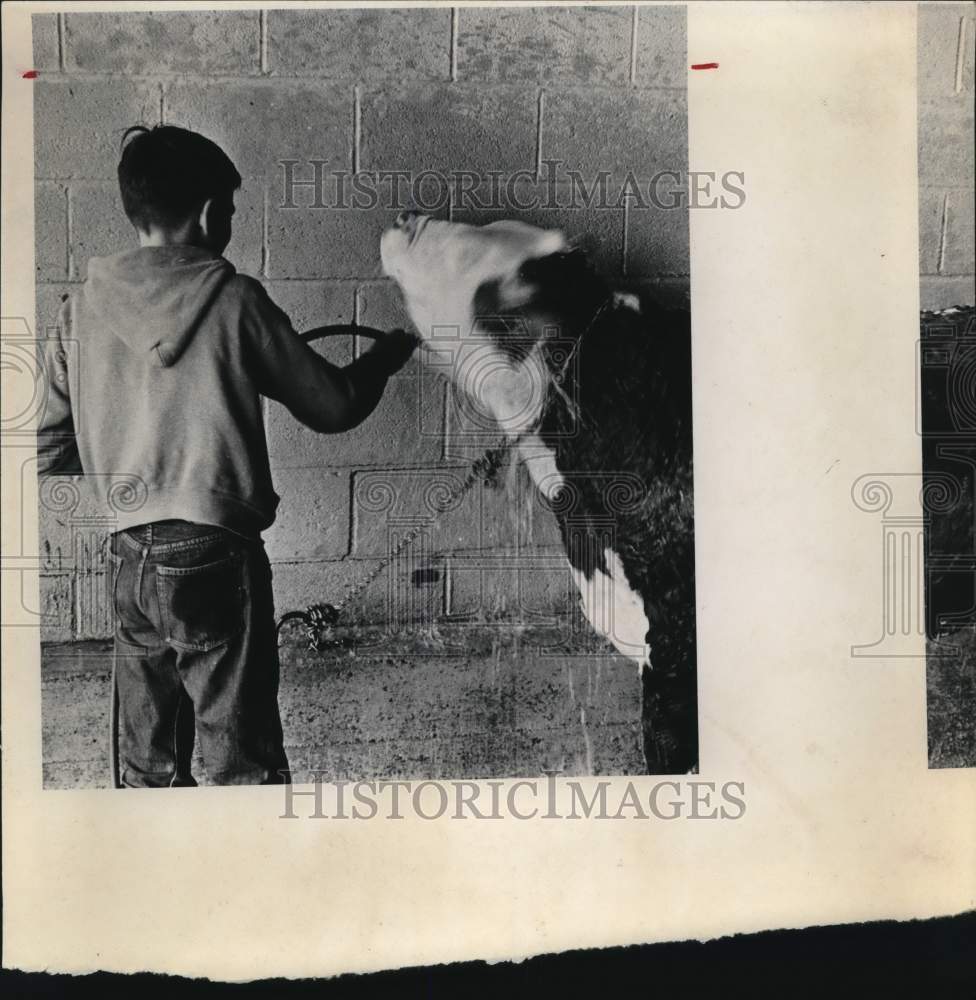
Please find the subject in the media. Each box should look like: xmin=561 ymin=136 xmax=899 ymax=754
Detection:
xmin=156 ymin=552 xmax=246 ymax=652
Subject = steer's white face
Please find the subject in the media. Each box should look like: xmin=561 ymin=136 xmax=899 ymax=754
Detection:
xmin=381 ymin=214 xmax=568 ymax=437
xmin=381 ymin=213 xmax=568 ymax=339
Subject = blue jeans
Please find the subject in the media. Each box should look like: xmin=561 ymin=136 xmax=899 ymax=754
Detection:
xmin=110 ymin=520 xmax=290 ymax=787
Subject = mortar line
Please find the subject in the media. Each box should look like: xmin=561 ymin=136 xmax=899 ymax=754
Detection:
xmin=260 ymin=8 xmax=269 ymax=75
xmin=954 ymin=15 xmax=968 ymax=94
xmin=535 ymin=89 xmax=545 ymax=181
xmin=629 ymin=6 xmax=639 ymax=85
xmin=261 ymin=184 xmax=269 ymax=278
xmin=621 ymin=193 xmax=631 ymax=276
xmin=353 ymin=85 xmax=362 ymax=174
xmin=353 ymin=287 xmax=363 ymax=359
xmin=450 ymin=8 xmax=459 ymax=81
xmin=937 ymin=192 xmax=950 ymax=273
xmin=56 ymin=12 xmax=66 ymax=71
xmin=64 ymin=184 xmax=74 ymax=280
xmin=262 ymin=277 xmax=361 ymax=285
xmin=27 ymin=70 xmax=687 ymax=91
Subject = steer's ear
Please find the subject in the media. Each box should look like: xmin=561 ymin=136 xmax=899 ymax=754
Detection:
xmin=472 ymin=241 xmax=589 ymax=341
xmin=513 ymin=248 xmax=592 ymax=313
xmin=517 ymin=247 xmax=589 ymax=287
xmin=488 ymin=245 xmax=589 ymax=313
xmin=472 ymin=277 xmax=532 ymax=338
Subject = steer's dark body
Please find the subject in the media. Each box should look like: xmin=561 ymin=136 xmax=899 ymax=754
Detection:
xmin=476 ymin=251 xmax=698 ymax=774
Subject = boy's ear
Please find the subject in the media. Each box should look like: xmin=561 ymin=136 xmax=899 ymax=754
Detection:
xmin=197 ymin=198 xmax=214 ymax=239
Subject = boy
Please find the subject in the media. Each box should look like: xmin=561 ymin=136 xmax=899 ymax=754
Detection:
xmin=36 ymin=125 xmax=416 ymax=788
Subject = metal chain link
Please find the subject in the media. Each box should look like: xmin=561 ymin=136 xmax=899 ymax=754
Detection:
xmin=276 ymin=439 xmax=511 ymax=651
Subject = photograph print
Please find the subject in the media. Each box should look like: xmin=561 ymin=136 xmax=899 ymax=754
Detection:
xmin=31 ymin=5 xmax=703 ymax=788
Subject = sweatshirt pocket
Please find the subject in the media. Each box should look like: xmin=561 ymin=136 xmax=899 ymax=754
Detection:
xmin=156 ymin=553 xmax=245 ymax=652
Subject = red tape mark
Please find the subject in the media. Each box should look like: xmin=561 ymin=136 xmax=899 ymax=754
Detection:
xmin=22 ymin=70 xmax=39 ymax=79
xmin=691 ymin=63 xmax=719 ymax=70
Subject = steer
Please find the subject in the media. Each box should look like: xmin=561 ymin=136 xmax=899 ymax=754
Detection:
xmin=380 ymin=212 xmax=698 ymax=774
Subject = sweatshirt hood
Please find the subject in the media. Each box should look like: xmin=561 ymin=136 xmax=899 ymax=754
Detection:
xmin=84 ymin=246 xmax=235 ymax=367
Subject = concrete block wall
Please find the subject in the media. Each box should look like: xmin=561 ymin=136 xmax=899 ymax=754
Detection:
xmin=918 ymin=3 xmax=976 ymax=310
xmin=31 ymin=6 xmax=689 ymax=640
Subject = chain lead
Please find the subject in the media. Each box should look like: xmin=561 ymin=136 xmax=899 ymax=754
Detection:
xmin=276 ymin=439 xmax=510 ymax=650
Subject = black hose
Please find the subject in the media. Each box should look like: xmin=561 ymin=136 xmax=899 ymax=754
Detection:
xmin=300 ymin=324 xmax=385 ymax=343
xmin=275 ymin=603 xmax=341 ymax=648
xmin=275 ymin=609 xmax=316 ymax=641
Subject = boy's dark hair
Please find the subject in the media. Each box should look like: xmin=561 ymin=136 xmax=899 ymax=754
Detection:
xmin=117 ymin=125 xmax=242 ymax=231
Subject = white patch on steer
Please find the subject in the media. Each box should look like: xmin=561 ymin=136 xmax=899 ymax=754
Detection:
xmin=516 ymin=434 xmax=565 ymax=500
xmin=459 ymin=336 xmax=550 ymax=438
xmin=569 ymin=550 xmax=651 ymax=672
xmin=612 ymin=291 xmax=641 ymax=313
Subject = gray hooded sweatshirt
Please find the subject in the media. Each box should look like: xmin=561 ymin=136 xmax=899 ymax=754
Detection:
xmin=37 ymin=246 xmax=392 ymax=536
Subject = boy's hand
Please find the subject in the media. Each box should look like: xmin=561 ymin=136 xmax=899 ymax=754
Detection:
xmin=368 ymin=328 xmax=419 ymax=376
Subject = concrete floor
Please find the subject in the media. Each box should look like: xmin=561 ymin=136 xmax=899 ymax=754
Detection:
xmin=41 ymin=624 xmax=645 ymax=788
